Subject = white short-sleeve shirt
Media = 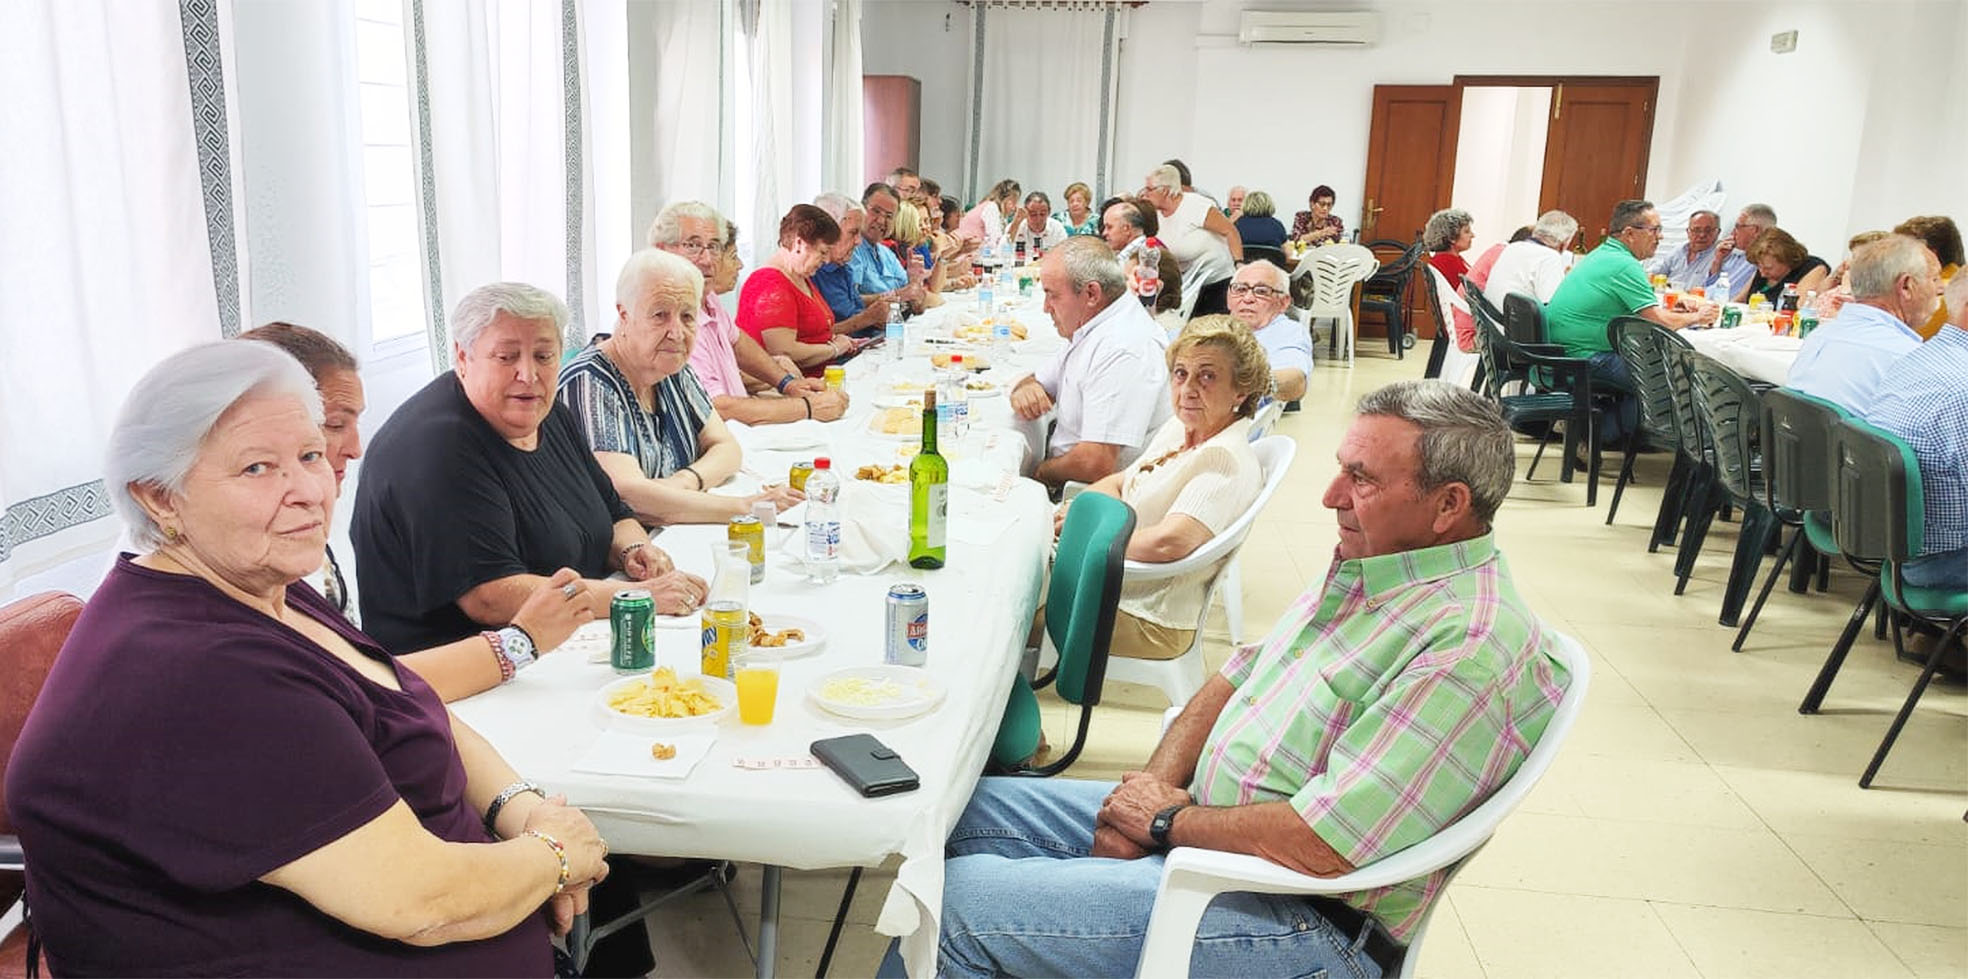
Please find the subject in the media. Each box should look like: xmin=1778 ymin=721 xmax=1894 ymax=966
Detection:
xmin=1483 ymin=240 xmax=1570 ymax=304
xmin=1034 ymin=298 xmax=1172 ymax=468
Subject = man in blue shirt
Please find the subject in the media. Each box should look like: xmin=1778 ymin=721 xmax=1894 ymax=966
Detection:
xmin=849 ymin=182 xmax=911 ymax=300
xmin=1706 ymin=203 xmax=1776 ymax=300
xmin=1647 ymin=209 xmax=1720 ymax=290
xmin=812 ymin=191 xmax=890 ymax=336
xmin=1865 ymin=273 xmax=1968 ymax=591
xmin=1788 ymin=235 xmax=1940 ymax=412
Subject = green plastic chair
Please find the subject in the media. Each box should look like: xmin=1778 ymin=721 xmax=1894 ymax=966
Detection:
xmin=1799 ymin=418 xmax=1968 ymax=788
xmin=1732 ymin=388 xmax=1851 ymax=651
xmin=991 ymin=492 xmax=1136 ymax=776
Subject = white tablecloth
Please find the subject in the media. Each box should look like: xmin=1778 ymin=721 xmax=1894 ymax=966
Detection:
xmin=1681 ymin=326 xmax=1802 ymax=385
xmin=452 ymin=292 xmax=1062 ymax=976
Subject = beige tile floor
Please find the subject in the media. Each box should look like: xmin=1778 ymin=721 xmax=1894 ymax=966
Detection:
xmin=640 ymin=348 xmax=1968 ymax=978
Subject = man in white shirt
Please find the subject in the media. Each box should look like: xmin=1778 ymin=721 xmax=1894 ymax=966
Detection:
xmin=1013 ymin=237 xmax=1172 ymax=491
xmin=1647 ymin=209 xmax=1720 ymax=290
xmin=1485 ymin=210 xmax=1579 ymax=304
xmin=1011 ymin=192 xmax=1069 ymax=254
xmin=1787 ymin=234 xmax=1941 ymax=412
xmin=1226 ymin=262 xmax=1311 ymax=402
xmin=1101 ymin=198 xmax=1153 ymax=259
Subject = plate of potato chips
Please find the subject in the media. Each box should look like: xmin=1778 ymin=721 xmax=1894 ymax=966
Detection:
xmin=595 ymin=667 xmax=735 ymax=732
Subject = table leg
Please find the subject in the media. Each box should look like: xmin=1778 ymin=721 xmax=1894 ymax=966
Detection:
xmin=757 ymin=864 xmax=782 ymax=979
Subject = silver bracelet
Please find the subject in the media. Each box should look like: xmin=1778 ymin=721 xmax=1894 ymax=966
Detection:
xmin=483 ymin=780 xmax=546 ymax=837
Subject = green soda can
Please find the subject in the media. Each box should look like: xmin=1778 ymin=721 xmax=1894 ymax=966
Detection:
xmin=610 ymin=589 xmax=656 ymax=674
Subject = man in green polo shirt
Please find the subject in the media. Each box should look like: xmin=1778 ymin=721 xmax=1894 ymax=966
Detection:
xmin=1544 ymin=199 xmax=1716 ymax=440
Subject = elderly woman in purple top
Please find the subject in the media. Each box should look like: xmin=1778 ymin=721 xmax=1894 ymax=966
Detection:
xmin=6 ymin=341 xmax=608 ymax=976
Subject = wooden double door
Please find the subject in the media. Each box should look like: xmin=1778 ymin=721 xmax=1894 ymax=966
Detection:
xmin=1358 ymin=76 xmax=1656 ymax=339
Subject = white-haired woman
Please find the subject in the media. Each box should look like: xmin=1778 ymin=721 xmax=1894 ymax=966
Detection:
xmin=239 ymin=322 xmax=594 ymax=702
xmin=352 ymin=283 xmax=707 ymax=658
xmin=561 ymin=249 xmax=804 ymax=525
xmin=1424 ymin=208 xmax=1477 ymax=290
xmin=1142 ymin=164 xmax=1243 ymax=317
xmin=7 ymin=341 xmax=609 ymax=975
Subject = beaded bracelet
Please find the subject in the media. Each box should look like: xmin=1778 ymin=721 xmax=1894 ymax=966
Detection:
xmin=483 ymin=630 xmax=515 ymax=683
xmin=524 ymin=829 xmax=571 ymax=894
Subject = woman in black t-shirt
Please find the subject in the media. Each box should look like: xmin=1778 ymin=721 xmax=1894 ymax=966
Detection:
xmin=353 ymin=283 xmax=707 ymax=659
xmin=1746 ymin=227 xmax=1831 ymax=306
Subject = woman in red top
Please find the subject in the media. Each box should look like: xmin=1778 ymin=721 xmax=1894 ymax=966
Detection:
xmin=737 ymin=204 xmax=863 ymax=376
xmin=1423 ymin=207 xmax=1476 ymax=289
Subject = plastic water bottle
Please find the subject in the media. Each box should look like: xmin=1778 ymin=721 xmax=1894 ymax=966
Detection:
xmin=978 ymin=263 xmax=995 ymax=315
xmin=936 ymin=358 xmax=963 ymax=448
xmin=802 ymin=457 xmax=841 ymax=584
xmin=885 ymin=303 xmax=905 ymax=362
xmin=1713 ymin=273 xmax=1731 ymax=310
xmin=947 ymin=355 xmax=970 ymax=440
xmin=1796 ymin=291 xmax=1821 ymax=338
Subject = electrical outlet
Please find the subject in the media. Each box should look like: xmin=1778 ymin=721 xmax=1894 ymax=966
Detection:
xmin=1771 ymin=30 xmax=1798 ymax=54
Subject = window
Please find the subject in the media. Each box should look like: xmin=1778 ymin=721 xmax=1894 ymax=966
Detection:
xmin=353 ymin=0 xmax=428 ymax=343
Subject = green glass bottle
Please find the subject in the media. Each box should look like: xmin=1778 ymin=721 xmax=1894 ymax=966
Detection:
xmin=909 ymin=389 xmax=949 ymax=569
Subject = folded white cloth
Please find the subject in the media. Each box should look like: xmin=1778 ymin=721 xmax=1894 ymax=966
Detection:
xmin=572 ymin=732 xmax=716 ymax=779
xmin=777 ymin=478 xmax=911 ymax=574
xmin=728 ymin=419 xmax=833 ymax=453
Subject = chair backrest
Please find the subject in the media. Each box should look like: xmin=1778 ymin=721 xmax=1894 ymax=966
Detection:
xmin=1687 ymin=353 xmax=1763 ymax=502
xmin=1609 ymin=315 xmax=1680 ymax=448
xmin=1657 ymin=335 xmax=1709 ymax=462
xmin=1306 ymin=246 xmax=1379 ymax=316
xmin=0 ymin=591 xmax=83 ymax=905
xmin=1501 ymin=291 xmax=1546 ymax=345
xmin=1047 ymin=493 xmax=1138 ymax=706
xmin=1469 ymin=284 xmax=1510 ymax=399
xmin=1361 ymin=240 xmax=1425 ymax=298
xmin=1248 ymin=399 xmax=1285 ymax=440
xmin=1242 ymin=243 xmax=1291 ymax=272
xmin=1123 ymin=437 xmax=1298 ymax=582
xmin=1761 ymin=387 xmax=1851 ymax=513
xmin=1422 ymin=265 xmax=1479 ymax=388
xmin=1830 ymin=417 xmax=1924 ymax=564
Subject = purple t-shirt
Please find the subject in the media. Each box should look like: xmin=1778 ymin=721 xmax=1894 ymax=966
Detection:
xmin=5 ymin=556 xmax=551 ymax=977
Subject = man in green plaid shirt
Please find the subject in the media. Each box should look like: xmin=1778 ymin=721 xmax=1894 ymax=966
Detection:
xmin=891 ymin=380 xmax=1572 ymax=979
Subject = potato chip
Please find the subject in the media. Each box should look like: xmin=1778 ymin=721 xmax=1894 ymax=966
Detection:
xmin=606 ymin=666 xmax=723 ymax=718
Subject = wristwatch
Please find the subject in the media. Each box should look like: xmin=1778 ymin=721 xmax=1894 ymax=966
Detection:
xmin=497 ymin=625 xmax=537 ymax=672
xmin=1149 ymin=804 xmax=1189 ymax=850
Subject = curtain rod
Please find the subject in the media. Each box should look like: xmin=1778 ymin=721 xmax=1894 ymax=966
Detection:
xmin=959 ymin=1 xmax=1144 ymax=9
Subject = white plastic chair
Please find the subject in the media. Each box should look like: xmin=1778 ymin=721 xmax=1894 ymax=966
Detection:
xmin=1298 ymin=244 xmax=1379 ymax=369
xmin=1424 ymin=264 xmax=1481 ymax=389
xmin=1135 ymin=628 xmax=1591 ymax=978
xmin=1103 ymin=436 xmax=1297 ymax=707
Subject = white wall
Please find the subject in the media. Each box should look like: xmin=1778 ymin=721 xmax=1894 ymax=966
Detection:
xmin=887 ymin=0 xmax=1958 ymax=253
xmin=860 ymin=0 xmax=972 ymax=198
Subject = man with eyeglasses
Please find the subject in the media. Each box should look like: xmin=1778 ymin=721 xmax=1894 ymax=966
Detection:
xmin=1647 ymin=209 xmax=1722 ymax=290
xmin=1544 ymin=199 xmax=1716 ymax=443
xmin=849 ymin=183 xmax=921 ymax=309
xmin=647 ymin=202 xmax=847 ymax=426
xmin=1708 ymin=203 xmax=1777 ymax=301
xmin=812 ymin=192 xmax=894 ymax=338
xmin=1226 ymin=262 xmax=1311 ymax=403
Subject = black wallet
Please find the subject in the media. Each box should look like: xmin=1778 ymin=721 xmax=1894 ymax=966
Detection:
xmin=811 ymin=733 xmax=921 ymax=797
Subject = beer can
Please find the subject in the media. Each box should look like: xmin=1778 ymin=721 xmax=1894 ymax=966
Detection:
xmin=824 ymin=365 xmax=846 ymax=390
xmin=610 ymin=589 xmax=655 ymax=674
xmin=884 ymin=584 xmax=929 ymax=667
xmin=788 ymin=460 xmax=814 ymax=491
xmin=729 ymin=514 xmax=765 ymax=583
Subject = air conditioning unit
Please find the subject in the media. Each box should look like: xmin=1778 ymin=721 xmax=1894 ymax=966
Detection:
xmin=1237 ymin=10 xmax=1379 ymax=46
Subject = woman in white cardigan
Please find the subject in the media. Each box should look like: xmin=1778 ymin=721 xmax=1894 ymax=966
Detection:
xmin=1064 ymin=315 xmax=1269 ymax=660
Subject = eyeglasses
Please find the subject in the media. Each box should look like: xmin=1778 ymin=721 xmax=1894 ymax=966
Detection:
xmin=671 ymin=239 xmax=721 ymax=256
xmin=1227 ymin=283 xmax=1285 ymax=299
xmin=1629 ymin=225 xmax=1663 ymax=236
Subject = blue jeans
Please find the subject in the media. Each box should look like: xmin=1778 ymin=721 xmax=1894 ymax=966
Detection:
xmin=1904 ymin=546 xmax=1968 ymax=590
xmin=1585 ymin=350 xmax=1639 ymax=444
xmin=878 ymin=778 xmax=1384 ymax=978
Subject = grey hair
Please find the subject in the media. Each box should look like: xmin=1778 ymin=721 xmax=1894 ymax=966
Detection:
xmin=1145 ymin=165 xmax=1182 ymax=193
xmin=1531 ymin=210 xmax=1578 ymax=248
xmin=647 ymin=201 xmax=724 ymax=247
xmin=615 ymin=248 xmax=705 ymax=310
xmin=451 ymin=283 xmax=569 ymax=353
xmin=1023 ymin=191 xmax=1052 ymax=209
xmin=1355 ymin=379 xmax=1515 ymax=527
xmin=1234 ymin=259 xmax=1289 ymax=292
xmin=106 ymin=341 xmax=324 ymax=549
xmin=1241 ymin=190 xmax=1276 ymax=218
xmin=1054 ymin=235 xmax=1128 ymax=300
xmin=1739 ymin=203 xmax=1778 ymax=227
xmin=813 ymin=191 xmax=861 ymax=223
xmin=1608 ymin=200 xmax=1656 ymax=236
xmin=1688 ymin=209 xmax=1721 ymax=226
xmin=1848 ymin=234 xmax=1933 ymax=301
xmin=1422 ymin=209 xmax=1474 ymax=251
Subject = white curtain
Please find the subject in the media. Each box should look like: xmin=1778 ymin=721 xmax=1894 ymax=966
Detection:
xmin=969 ymin=4 xmax=1120 ymax=207
xmin=627 ymin=0 xmax=730 ymax=247
xmin=734 ymin=0 xmax=824 ymax=272
xmin=821 ymin=0 xmax=864 ymax=195
xmin=0 ymin=0 xmax=241 ymax=594
xmin=582 ymin=0 xmax=633 ymax=316
xmin=418 ymin=0 xmax=582 ymax=361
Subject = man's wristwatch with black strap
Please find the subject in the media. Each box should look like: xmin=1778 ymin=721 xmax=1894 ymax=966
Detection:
xmin=1149 ymin=804 xmax=1190 ymax=850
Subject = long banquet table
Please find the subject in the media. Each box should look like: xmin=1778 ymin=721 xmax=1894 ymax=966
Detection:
xmin=1679 ymin=324 xmax=1802 ymax=385
xmin=453 ymin=291 xmax=1066 ymax=978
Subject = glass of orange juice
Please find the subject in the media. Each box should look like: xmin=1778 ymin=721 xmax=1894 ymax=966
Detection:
xmin=734 ymin=653 xmax=780 ymax=725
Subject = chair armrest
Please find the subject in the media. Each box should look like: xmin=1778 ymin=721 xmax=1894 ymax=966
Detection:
xmin=0 ymin=834 xmax=24 ymax=873
xmin=1059 ymin=481 xmax=1087 ymax=502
